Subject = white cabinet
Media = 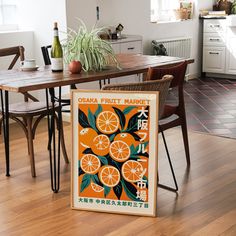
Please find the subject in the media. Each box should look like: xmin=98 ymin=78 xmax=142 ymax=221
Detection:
xmin=203 ymin=18 xmax=236 ymax=76
xmin=202 ymin=19 xmax=226 ymax=74
xmin=110 ymin=35 xmax=142 ymax=83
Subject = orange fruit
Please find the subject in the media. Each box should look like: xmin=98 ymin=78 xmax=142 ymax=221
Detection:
xmin=96 ymin=111 xmax=119 ymax=134
xmin=80 ymin=128 xmax=97 ymax=148
xmin=121 ymin=160 xmax=144 ymax=183
xmin=99 ymin=165 xmax=120 ymax=187
xmin=91 ymin=183 xmax=104 ymax=192
xmin=80 ymin=154 xmax=101 ymax=174
xmin=114 ymin=133 xmax=135 ymax=146
xmin=109 ymin=140 xmax=130 ymax=162
xmin=91 ymin=134 xmax=110 ymax=156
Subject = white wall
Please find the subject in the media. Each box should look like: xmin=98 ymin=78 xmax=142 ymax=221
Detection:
xmin=97 ymin=0 xmax=214 ymax=77
xmin=18 ymin=0 xmax=67 ymax=66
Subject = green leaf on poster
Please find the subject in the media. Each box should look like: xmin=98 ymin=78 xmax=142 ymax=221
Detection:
xmin=78 ymin=109 xmax=90 ymax=128
xmin=88 ymin=108 xmax=97 ymax=131
xmin=123 ymin=106 xmax=137 ymax=115
xmin=94 ymin=104 xmax=102 ymax=117
xmin=80 ymin=174 xmax=91 ymax=193
xmin=98 ymin=156 xmax=108 ymax=165
xmin=104 ymin=186 xmax=111 ymax=197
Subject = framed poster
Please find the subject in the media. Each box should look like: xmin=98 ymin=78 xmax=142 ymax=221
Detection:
xmin=71 ymin=90 xmax=159 ymax=217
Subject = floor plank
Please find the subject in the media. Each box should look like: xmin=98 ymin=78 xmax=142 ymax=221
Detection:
xmin=0 ymin=121 xmax=236 ymax=236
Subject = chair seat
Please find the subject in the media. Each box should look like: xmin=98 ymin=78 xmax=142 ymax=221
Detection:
xmin=161 ymin=104 xmax=177 ymax=119
xmin=0 ymin=101 xmax=58 ymax=114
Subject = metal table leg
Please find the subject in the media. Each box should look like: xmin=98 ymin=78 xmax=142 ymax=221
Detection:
xmin=46 ymin=87 xmax=62 ymax=193
xmin=0 ymin=90 xmax=10 ymax=176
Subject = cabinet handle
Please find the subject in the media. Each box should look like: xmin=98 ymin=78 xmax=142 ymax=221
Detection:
xmin=209 ymin=52 xmax=219 ymax=55
xmin=210 ymin=38 xmax=220 ymax=41
xmin=127 ymin=47 xmax=135 ymax=50
xmin=210 ymin=24 xmax=220 ymax=28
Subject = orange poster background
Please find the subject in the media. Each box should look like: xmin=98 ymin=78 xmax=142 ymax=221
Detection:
xmin=78 ymin=102 xmax=150 ymax=202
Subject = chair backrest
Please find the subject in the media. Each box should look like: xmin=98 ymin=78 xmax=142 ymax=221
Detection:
xmin=102 ymin=75 xmax=173 ymax=118
xmin=0 ymin=46 xmax=25 ymax=70
xmin=146 ymin=61 xmax=187 ymax=88
xmin=41 ymin=45 xmax=52 ymax=65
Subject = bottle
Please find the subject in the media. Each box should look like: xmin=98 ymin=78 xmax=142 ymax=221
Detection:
xmin=51 ymin=22 xmax=63 ymax=72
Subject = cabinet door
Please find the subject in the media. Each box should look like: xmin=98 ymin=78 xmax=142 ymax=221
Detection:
xmin=120 ymin=41 xmax=142 ymax=54
xmin=226 ymin=37 xmax=236 ymax=74
xmin=203 ymin=47 xmax=225 ymax=73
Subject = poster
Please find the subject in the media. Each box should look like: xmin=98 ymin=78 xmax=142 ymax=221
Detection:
xmin=71 ymin=90 xmax=158 ymax=216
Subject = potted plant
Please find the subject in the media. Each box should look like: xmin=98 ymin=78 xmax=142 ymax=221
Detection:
xmin=63 ymin=19 xmax=120 ymax=72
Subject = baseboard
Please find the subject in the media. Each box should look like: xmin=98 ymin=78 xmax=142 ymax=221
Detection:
xmin=185 ymin=73 xmax=199 ymax=81
xmin=205 ymin=73 xmax=236 ymax=80
xmin=62 ymin=113 xmax=71 ymax=123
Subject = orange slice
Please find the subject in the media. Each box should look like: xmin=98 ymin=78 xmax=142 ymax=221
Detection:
xmin=109 ymin=140 xmax=130 ymax=162
xmin=114 ymin=133 xmax=135 ymax=146
xmin=91 ymin=134 xmax=110 ymax=156
xmin=96 ymin=111 xmax=119 ymax=134
xmin=80 ymin=154 xmax=101 ymax=174
xmin=91 ymin=183 xmax=104 ymax=192
xmin=80 ymin=128 xmax=97 ymax=148
xmin=99 ymin=165 xmax=120 ymax=187
xmin=121 ymin=160 xmax=144 ymax=183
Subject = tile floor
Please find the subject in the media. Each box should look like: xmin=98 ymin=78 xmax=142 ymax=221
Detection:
xmin=166 ymin=77 xmax=236 ymax=139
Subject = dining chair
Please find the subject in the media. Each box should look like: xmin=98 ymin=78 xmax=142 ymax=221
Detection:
xmin=146 ymin=61 xmax=190 ymax=166
xmin=0 ymin=46 xmax=69 ymax=177
xmin=102 ymin=75 xmax=180 ymax=192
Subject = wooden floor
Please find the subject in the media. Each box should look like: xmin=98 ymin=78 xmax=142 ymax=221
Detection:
xmin=0 ymin=121 xmax=236 ymax=236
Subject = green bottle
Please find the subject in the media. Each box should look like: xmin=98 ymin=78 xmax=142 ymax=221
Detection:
xmin=51 ymin=22 xmax=63 ymax=72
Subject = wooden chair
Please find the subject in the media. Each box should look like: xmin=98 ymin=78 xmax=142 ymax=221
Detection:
xmin=102 ymin=75 xmax=180 ymax=191
xmin=146 ymin=61 xmax=190 ymax=166
xmin=0 ymin=46 xmax=69 ymax=177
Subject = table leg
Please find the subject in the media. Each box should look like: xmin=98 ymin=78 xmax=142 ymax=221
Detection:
xmin=0 ymin=90 xmax=10 ymax=176
xmin=46 ymin=87 xmax=62 ymax=193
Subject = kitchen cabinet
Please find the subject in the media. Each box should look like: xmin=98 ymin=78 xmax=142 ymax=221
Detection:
xmin=202 ymin=18 xmax=236 ymax=76
xmin=202 ymin=19 xmax=226 ymax=74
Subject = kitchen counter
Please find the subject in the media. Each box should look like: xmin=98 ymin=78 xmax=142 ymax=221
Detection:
xmin=106 ymin=35 xmax=142 ymax=43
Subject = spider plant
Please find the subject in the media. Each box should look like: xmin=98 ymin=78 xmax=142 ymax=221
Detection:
xmin=63 ymin=19 xmax=120 ymax=72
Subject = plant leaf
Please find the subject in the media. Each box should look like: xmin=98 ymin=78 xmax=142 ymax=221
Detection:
xmin=88 ymin=108 xmax=97 ymax=131
xmin=94 ymin=104 xmax=102 ymax=117
xmin=113 ymin=107 xmax=126 ymax=130
xmin=123 ymin=106 xmax=137 ymax=115
xmin=98 ymin=156 xmax=108 ymax=165
xmin=79 ymin=109 xmax=90 ymax=128
xmin=109 ymin=133 xmax=116 ymax=142
xmin=126 ymin=112 xmax=139 ymax=132
xmin=113 ymin=182 xmax=122 ymax=200
xmin=104 ymin=186 xmax=111 ymax=197
xmin=80 ymin=174 xmax=91 ymax=193
xmin=130 ymin=132 xmax=141 ymax=141
xmin=83 ymin=148 xmax=93 ymax=154
xmin=91 ymin=174 xmax=100 ymax=184
xmin=121 ymin=179 xmax=141 ymax=202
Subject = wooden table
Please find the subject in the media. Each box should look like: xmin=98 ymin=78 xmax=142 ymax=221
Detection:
xmin=0 ymin=54 xmax=194 ymax=192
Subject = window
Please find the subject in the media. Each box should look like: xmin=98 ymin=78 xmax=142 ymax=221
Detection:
xmin=151 ymin=0 xmax=193 ymax=23
xmin=0 ymin=0 xmax=18 ymax=30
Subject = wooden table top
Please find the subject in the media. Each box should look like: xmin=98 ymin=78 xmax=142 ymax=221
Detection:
xmin=0 ymin=54 xmax=194 ymax=93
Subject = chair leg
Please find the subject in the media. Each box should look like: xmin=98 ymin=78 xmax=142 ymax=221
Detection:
xmin=181 ymin=117 xmax=191 ymax=166
xmin=158 ymin=128 xmax=178 ymax=192
xmin=26 ymin=117 xmax=36 ymax=177
xmin=0 ymin=116 xmax=2 ymax=135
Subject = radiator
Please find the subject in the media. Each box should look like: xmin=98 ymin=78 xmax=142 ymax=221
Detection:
xmin=152 ymin=37 xmax=191 ymax=77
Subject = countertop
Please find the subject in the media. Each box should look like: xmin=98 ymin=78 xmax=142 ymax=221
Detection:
xmin=106 ymin=35 xmax=142 ymax=44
